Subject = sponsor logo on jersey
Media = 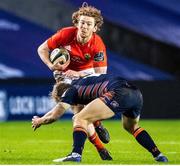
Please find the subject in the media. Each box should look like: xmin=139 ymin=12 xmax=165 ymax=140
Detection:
xmin=84 ymin=53 xmax=91 ymax=60
xmin=94 ymin=52 xmax=104 ymax=61
xmin=110 ymin=100 xmax=119 ymax=108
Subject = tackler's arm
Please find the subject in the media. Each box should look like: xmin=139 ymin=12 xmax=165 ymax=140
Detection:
xmin=32 ymin=102 xmax=70 ymax=131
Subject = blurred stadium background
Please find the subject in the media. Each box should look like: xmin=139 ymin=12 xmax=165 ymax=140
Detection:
xmin=0 ymin=0 xmax=180 ymax=121
xmin=1 ymin=0 xmax=180 ymax=164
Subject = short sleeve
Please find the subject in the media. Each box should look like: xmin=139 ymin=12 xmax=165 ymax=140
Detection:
xmin=47 ymin=30 xmax=63 ymax=50
xmin=47 ymin=27 xmax=76 ymax=50
xmin=93 ymin=36 xmax=107 ymax=68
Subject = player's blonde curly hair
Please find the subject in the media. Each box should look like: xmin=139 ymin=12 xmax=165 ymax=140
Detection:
xmin=72 ymin=2 xmax=103 ymax=32
xmin=50 ymin=81 xmax=71 ymax=103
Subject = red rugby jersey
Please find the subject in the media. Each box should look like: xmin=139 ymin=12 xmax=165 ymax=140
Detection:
xmin=47 ymin=26 xmax=107 ymax=71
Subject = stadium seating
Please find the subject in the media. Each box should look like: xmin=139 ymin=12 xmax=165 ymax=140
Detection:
xmin=0 ymin=9 xmax=52 ymax=79
xmin=67 ymin=0 xmax=180 ymax=47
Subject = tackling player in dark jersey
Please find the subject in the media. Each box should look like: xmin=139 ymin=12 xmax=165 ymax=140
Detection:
xmin=32 ymin=74 xmax=168 ymax=163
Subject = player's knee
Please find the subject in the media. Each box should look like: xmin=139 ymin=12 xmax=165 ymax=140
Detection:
xmin=72 ymin=115 xmax=80 ymax=127
xmin=123 ymin=123 xmax=140 ymax=134
xmin=72 ymin=114 xmax=83 ymax=123
xmin=73 ymin=114 xmax=88 ymax=128
xmin=72 ymin=114 xmax=77 ymax=122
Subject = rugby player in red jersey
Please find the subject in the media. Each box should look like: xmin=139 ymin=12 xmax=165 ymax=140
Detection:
xmin=37 ymin=2 xmax=111 ymax=160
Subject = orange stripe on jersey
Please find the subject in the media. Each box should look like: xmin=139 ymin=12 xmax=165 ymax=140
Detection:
xmin=104 ymin=91 xmax=114 ymax=100
xmin=133 ymin=128 xmax=144 ymax=138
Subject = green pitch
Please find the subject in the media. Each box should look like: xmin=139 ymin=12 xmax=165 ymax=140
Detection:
xmin=0 ymin=120 xmax=180 ymax=165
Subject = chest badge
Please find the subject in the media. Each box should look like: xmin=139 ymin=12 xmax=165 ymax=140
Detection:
xmin=84 ymin=53 xmax=91 ymax=60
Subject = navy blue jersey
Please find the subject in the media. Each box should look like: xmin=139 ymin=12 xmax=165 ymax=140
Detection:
xmin=61 ymin=74 xmax=126 ymax=104
xmin=61 ymin=74 xmax=142 ymax=118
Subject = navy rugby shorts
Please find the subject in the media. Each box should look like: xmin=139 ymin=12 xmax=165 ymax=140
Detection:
xmin=100 ymin=87 xmax=143 ymax=118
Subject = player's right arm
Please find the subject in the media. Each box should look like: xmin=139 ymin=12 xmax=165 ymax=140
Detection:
xmin=37 ymin=40 xmax=53 ymax=70
xmin=38 ymin=40 xmax=64 ymax=71
xmin=32 ymin=102 xmax=70 ymax=131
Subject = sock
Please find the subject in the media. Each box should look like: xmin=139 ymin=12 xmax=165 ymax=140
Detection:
xmin=93 ymin=121 xmax=101 ymax=128
xmin=88 ymin=132 xmax=104 ymax=151
xmin=133 ymin=127 xmax=161 ymax=157
xmin=72 ymin=126 xmax=87 ymax=155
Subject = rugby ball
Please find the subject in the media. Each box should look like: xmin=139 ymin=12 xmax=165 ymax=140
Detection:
xmin=50 ymin=48 xmax=70 ymax=65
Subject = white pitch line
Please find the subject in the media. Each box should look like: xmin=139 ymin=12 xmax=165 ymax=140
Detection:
xmin=166 ymin=151 xmax=180 ymax=154
xmin=25 ymin=140 xmax=68 ymax=143
xmin=159 ymin=141 xmax=180 ymax=145
xmin=111 ymin=140 xmax=180 ymax=145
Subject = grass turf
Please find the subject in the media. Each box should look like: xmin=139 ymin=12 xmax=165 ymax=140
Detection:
xmin=0 ymin=120 xmax=180 ymax=165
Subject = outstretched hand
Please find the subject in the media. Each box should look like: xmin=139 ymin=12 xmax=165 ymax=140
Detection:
xmin=32 ymin=116 xmax=42 ymax=131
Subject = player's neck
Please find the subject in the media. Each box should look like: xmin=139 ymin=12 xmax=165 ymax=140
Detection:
xmin=77 ymin=34 xmax=92 ymax=45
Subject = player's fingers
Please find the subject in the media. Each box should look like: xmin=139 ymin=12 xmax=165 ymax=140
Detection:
xmin=53 ymin=63 xmax=64 ymax=71
xmin=32 ymin=124 xmax=37 ymax=131
xmin=64 ymin=71 xmax=74 ymax=77
xmin=64 ymin=70 xmax=70 ymax=74
xmin=32 ymin=119 xmax=36 ymax=124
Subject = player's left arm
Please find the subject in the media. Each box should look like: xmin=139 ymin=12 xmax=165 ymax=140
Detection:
xmin=93 ymin=37 xmax=107 ymax=74
xmin=32 ymin=102 xmax=70 ymax=131
xmin=94 ymin=66 xmax=107 ymax=74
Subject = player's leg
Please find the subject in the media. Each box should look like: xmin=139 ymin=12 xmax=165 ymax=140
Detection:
xmin=72 ymin=105 xmax=112 ymax=160
xmin=53 ymin=98 xmax=114 ymax=162
xmin=54 ymin=71 xmax=110 ymax=143
xmin=122 ymin=115 xmax=168 ymax=162
xmin=71 ymin=99 xmax=114 ymax=160
xmin=87 ymin=123 xmax=112 ymax=160
xmin=73 ymin=106 xmax=110 ymax=144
